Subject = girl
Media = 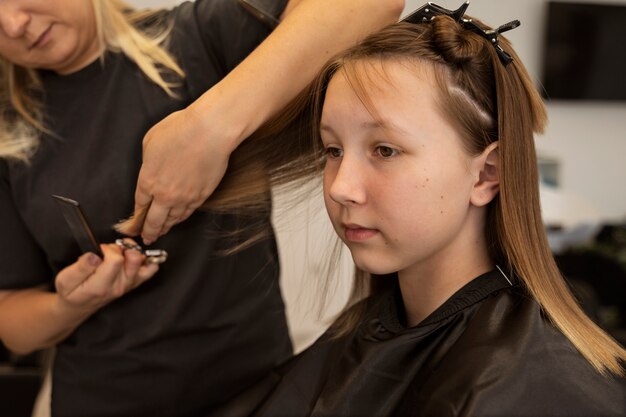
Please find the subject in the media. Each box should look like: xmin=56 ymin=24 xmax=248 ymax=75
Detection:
xmin=0 ymin=0 xmax=401 ymax=415
xmin=250 ymin=2 xmax=626 ymax=415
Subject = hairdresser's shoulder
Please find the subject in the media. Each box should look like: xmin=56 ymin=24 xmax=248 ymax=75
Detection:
xmin=171 ymin=0 xmax=285 ymax=27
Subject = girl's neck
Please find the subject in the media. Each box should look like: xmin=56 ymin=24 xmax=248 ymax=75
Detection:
xmin=398 ymin=260 xmax=493 ymax=327
xmin=397 ymin=219 xmax=493 ymax=327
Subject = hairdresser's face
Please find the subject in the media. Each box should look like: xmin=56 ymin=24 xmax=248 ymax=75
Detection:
xmin=321 ymin=62 xmax=482 ymax=277
xmin=0 ymin=0 xmax=100 ymax=74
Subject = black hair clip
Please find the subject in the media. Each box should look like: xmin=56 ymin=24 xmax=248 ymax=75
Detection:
xmin=402 ymin=2 xmax=520 ymax=65
xmin=403 ymin=1 xmax=470 ymax=23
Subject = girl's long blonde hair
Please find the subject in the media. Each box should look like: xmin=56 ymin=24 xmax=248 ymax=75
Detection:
xmin=0 ymin=0 xmax=183 ymax=162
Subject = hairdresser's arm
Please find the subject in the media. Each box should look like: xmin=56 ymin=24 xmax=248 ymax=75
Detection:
xmin=0 ymin=245 xmax=157 ymax=354
xmin=131 ymin=0 xmax=405 ymax=244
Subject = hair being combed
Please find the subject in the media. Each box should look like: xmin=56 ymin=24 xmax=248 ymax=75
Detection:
xmin=219 ymin=16 xmax=626 ymax=376
xmin=0 ymin=0 xmax=183 ymax=162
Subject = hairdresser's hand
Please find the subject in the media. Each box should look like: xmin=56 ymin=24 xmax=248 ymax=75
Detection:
xmin=55 ymin=242 xmax=159 ymax=312
xmin=124 ymin=105 xmax=233 ymax=245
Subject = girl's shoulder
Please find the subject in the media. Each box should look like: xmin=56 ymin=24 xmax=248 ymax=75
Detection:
xmin=406 ymin=288 xmax=626 ymax=416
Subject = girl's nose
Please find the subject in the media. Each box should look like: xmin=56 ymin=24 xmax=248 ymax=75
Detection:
xmin=327 ymin=157 xmax=367 ymax=206
xmin=0 ymin=7 xmax=31 ymax=39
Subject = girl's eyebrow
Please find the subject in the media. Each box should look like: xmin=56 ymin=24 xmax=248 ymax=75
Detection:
xmin=319 ymin=124 xmax=340 ymax=142
xmin=360 ymin=120 xmax=408 ymax=135
xmin=320 ymin=119 xmax=408 ymax=136
xmin=319 ymin=123 xmax=335 ymax=133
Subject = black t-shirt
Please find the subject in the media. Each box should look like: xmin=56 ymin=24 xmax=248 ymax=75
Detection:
xmin=0 ymin=1 xmax=291 ymax=416
xmin=253 ymin=270 xmax=626 ymax=417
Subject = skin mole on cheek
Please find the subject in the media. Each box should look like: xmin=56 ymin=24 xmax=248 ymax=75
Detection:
xmin=418 ymin=178 xmax=430 ymax=189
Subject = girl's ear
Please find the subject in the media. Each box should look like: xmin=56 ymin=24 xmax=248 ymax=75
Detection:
xmin=470 ymin=141 xmax=500 ymax=207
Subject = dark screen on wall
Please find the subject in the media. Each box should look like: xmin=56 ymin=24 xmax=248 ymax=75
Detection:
xmin=541 ymin=1 xmax=626 ymax=101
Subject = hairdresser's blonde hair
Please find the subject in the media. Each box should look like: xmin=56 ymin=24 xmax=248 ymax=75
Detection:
xmin=0 ymin=0 xmax=183 ymax=162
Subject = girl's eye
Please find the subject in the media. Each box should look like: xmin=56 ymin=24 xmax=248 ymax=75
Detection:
xmin=325 ymin=147 xmax=343 ymax=159
xmin=375 ymin=146 xmax=398 ymax=158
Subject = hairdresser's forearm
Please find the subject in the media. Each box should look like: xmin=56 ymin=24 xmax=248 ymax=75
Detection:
xmin=0 ymin=288 xmax=94 ymax=354
xmin=189 ymin=0 xmax=404 ymax=150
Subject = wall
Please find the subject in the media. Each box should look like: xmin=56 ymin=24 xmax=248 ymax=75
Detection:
xmin=404 ymin=0 xmax=626 ymax=225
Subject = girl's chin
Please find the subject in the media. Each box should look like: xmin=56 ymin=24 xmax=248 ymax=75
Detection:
xmin=352 ymin=258 xmax=397 ymax=276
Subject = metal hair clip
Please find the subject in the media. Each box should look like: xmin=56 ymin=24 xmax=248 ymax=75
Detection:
xmin=115 ymin=239 xmax=168 ymax=265
xmin=402 ymin=1 xmax=520 ymax=65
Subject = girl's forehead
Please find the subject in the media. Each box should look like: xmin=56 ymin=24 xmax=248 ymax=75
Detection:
xmin=326 ymin=59 xmax=441 ymax=118
xmin=322 ymin=59 xmax=456 ymax=145
xmin=328 ymin=58 xmax=441 ymax=111
xmin=338 ymin=58 xmax=437 ymax=88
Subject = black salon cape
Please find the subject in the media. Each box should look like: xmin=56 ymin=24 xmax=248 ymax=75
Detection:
xmin=245 ymin=270 xmax=626 ymax=417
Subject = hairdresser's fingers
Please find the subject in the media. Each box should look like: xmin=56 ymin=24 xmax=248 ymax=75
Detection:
xmin=84 ymin=244 xmax=126 ymax=298
xmin=140 ymin=202 xmax=171 ymax=245
xmin=161 ymin=204 xmax=196 ymax=235
xmin=159 ymin=224 xmax=174 ymax=238
xmin=173 ymin=205 xmax=197 ymax=224
xmin=167 ymin=206 xmax=188 ymax=219
xmin=55 ymin=252 xmax=103 ymax=296
xmin=159 ymin=206 xmax=192 ymax=235
xmin=182 ymin=207 xmax=195 ymax=221
xmin=58 ymin=245 xmax=125 ymax=308
xmin=121 ymin=243 xmax=147 ymax=280
xmin=162 ymin=207 xmax=187 ymax=227
xmin=133 ymin=178 xmax=154 ymax=217
xmin=134 ymin=263 xmax=160 ymax=288
xmin=134 ymin=106 xmax=234 ymax=240
xmin=118 ymin=246 xmax=159 ymax=292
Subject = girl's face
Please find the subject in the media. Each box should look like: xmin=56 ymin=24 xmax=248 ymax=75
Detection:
xmin=0 ymin=0 xmax=100 ymax=74
xmin=321 ymin=61 xmax=490 ymax=278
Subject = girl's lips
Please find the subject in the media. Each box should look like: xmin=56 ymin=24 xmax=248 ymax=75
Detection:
xmin=344 ymin=225 xmax=379 ymax=242
xmin=31 ymin=24 xmax=53 ymax=50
